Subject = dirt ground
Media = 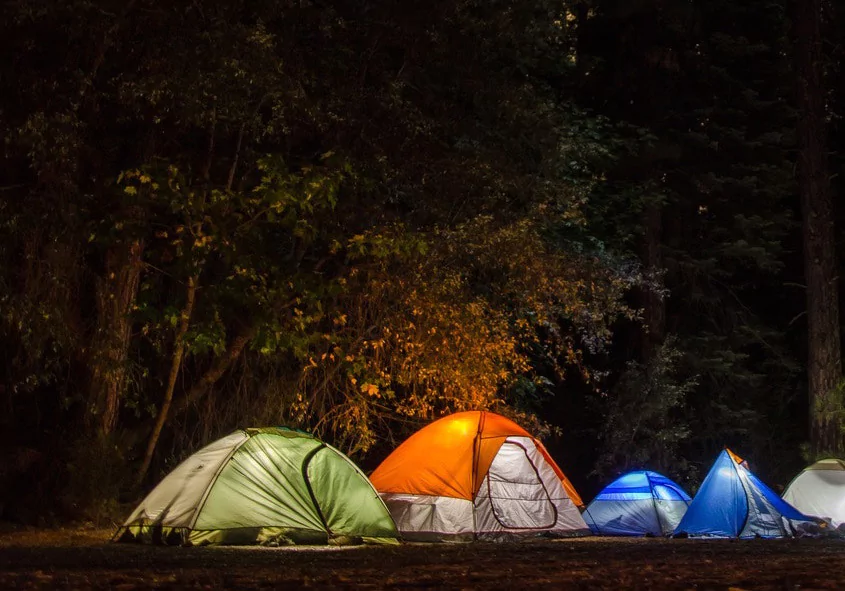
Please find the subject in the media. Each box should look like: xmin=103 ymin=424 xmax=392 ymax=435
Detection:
xmin=1 ymin=527 xmax=845 ymax=590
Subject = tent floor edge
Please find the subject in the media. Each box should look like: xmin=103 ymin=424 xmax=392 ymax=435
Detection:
xmin=115 ymin=524 xmax=401 ymax=546
xmin=116 ymin=523 xmax=385 ymax=546
xmin=360 ymin=536 xmax=401 ymax=546
xmin=112 ymin=525 xmax=190 ymax=546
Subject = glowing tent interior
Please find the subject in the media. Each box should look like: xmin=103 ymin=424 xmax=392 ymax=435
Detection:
xmin=115 ymin=427 xmax=398 ymax=546
xmin=370 ymin=410 xmax=589 ymax=540
xmin=782 ymin=458 xmax=845 ymax=528
xmin=674 ymin=449 xmax=812 ymax=538
xmin=583 ymin=470 xmax=691 ymax=536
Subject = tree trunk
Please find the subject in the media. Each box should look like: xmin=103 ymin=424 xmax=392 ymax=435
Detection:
xmin=135 ymin=275 xmax=197 ymax=485
xmin=795 ymin=0 xmax=843 ymax=456
xmin=87 ymin=239 xmax=144 ymax=436
xmin=127 ymin=323 xmax=256 ymax=450
xmin=170 ymin=324 xmax=257 ymax=418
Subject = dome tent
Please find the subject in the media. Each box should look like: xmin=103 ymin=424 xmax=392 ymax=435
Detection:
xmin=782 ymin=458 xmax=845 ymax=528
xmin=370 ymin=410 xmax=589 ymax=541
xmin=114 ymin=427 xmax=398 ymax=546
xmin=583 ymin=471 xmax=691 ymax=536
xmin=674 ymin=449 xmax=812 ymax=538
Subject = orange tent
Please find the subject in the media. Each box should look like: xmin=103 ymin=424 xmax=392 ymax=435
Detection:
xmin=371 ymin=411 xmax=588 ymax=540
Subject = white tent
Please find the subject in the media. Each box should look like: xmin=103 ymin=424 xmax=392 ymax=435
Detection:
xmin=782 ymin=458 xmax=845 ymax=528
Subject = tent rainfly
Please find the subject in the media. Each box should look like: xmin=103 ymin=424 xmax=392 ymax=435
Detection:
xmin=674 ymin=449 xmax=812 ymax=538
xmin=583 ymin=471 xmax=691 ymax=536
xmin=370 ymin=410 xmax=589 ymax=541
xmin=782 ymin=458 xmax=845 ymax=528
xmin=114 ymin=427 xmax=398 ymax=546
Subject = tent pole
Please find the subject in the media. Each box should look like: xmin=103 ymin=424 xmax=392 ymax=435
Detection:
xmin=471 ymin=412 xmax=485 ymax=540
xmin=302 ymin=443 xmax=332 ymax=537
xmin=648 ymin=473 xmax=665 ymax=536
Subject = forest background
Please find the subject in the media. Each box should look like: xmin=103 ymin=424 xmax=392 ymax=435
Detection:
xmin=1 ymin=0 xmax=843 ymax=523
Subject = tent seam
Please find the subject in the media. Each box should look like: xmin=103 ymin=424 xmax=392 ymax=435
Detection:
xmin=648 ymin=473 xmax=665 ymax=536
xmin=302 ymin=443 xmax=332 ymax=536
xmin=483 ymin=440 xmax=557 ymax=531
xmin=734 ymin=457 xmax=753 ymax=538
xmin=471 ymin=411 xmax=485 ymax=540
xmin=186 ymin=430 xmax=251 ymax=531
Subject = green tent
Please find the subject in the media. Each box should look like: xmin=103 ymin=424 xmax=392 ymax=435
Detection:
xmin=114 ymin=427 xmax=398 ymax=546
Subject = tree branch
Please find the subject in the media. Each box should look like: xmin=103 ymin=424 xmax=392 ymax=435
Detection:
xmin=167 ymin=323 xmax=258 ymax=420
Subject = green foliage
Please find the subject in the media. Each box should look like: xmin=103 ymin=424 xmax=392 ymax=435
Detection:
xmin=2 ymin=0 xmax=646 ymax=497
xmin=0 ymin=0 xmax=828 ymax=518
xmin=595 ymin=337 xmax=698 ymax=483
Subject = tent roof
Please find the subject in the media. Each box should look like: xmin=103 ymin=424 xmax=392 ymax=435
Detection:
xmin=805 ymin=458 xmax=845 ymax=471
xmin=370 ymin=411 xmax=582 ymax=505
xmin=726 ymin=448 xmax=745 ymax=466
xmin=594 ymin=470 xmax=691 ymax=502
xmin=245 ymin=426 xmax=315 ymax=439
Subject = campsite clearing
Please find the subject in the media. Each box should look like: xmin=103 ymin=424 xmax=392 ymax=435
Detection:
xmin=1 ymin=527 xmax=844 ymax=589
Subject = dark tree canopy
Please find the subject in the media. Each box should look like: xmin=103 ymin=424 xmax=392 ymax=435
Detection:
xmin=0 ymin=0 xmax=841 ymax=521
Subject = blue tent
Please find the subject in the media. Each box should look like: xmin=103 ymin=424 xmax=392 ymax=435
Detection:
xmin=674 ymin=449 xmax=812 ymax=538
xmin=583 ymin=471 xmax=691 ymax=536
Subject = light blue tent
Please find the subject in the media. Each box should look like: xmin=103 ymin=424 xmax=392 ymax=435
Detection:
xmin=583 ymin=471 xmax=691 ymax=536
xmin=674 ymin=449 xmax=812 ymax=538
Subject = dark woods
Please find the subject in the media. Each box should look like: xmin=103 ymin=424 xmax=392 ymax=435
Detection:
xmin=0 ymin=0 xmax=842 ymax=523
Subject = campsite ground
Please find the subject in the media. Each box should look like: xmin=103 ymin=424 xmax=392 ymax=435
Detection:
xmin=1 ymin=526 xmax=844 ymax=590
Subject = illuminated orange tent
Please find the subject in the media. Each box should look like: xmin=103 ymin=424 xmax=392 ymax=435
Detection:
xmin=370 ymin=411 xmax=589 ymax=540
